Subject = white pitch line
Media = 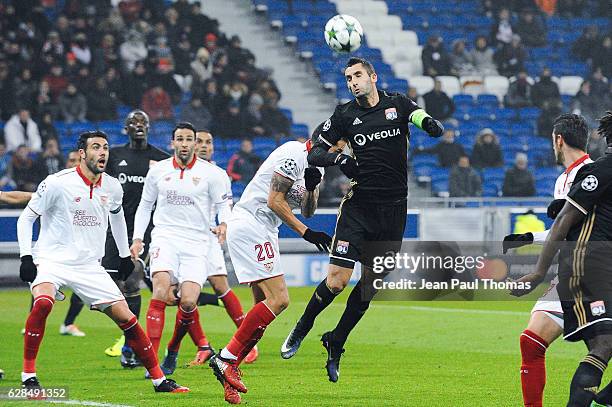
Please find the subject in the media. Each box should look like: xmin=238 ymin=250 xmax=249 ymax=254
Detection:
xmin=49 ymin=400 xmax=134 ymax=407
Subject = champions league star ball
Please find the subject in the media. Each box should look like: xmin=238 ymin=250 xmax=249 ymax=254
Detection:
xmin=324 ymin=14 xmax=363 ymax=53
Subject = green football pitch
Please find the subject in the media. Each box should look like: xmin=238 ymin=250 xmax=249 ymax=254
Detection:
xmin=0 ymin=287 xmax=605 ymax=406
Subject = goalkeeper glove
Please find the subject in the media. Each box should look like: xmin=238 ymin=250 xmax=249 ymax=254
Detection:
xmin=423 ymin=117 xmax=444 ymax=137
xmin=502 ymin=232 xmax=534 ymax=254
xmin=335 ymin=154 xmax=359 ymax=179
xmin=20 ymin=255 xmax=37 ymax=283
xmin=303 ymin=228 xmax=332 ymax=253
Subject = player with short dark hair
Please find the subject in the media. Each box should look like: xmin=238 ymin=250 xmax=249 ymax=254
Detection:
xmin=17 ymin=131 xmax=187 ymax=393
xmin=132 ymin=121 xmax=230 ymax=377
xmin=512 ymin=111 xmax=612 ymax=406
xmin=281 ymin=57 xmax=444 ymax=382
xmin=503 ymin=113 xmax=591 ymax=406
xmin=101 ymin=110 xmax=170 ymax=367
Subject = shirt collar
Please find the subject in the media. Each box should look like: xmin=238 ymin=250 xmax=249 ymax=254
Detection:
xmin=172 ymin=155 xmax=197 ymax=170
xmin=76 ymin=165 xmax=102 ymax=187
xmin=564 ymin=153 xmax=590 ymax=174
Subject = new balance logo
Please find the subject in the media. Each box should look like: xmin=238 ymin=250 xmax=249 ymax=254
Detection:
xmin=352 ymin=117 xmax=362 ymax=125
xmin=118 ymin=160 xmax=128 ymax=166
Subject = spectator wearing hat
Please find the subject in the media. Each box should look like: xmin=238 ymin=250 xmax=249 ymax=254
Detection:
xmin=416 ymin=128 xmax=466 ymax=168
xmin=502 ymin=153 xmax=536 ymax=197
xmin=423 ymin=79 xmax=455 ymax=121
xmin=471 ymin=128 xmax=504 ymax=169
xmin=449 ymin=155 xmax=482 ymax=197
xmin=191 ymin=47 xmax=213 ymax=86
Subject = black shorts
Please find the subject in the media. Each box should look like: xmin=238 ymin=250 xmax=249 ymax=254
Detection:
xmin=101 ymin=234 xmax=150 ymax=274
xmin=558 ymin=246 xmax=612 ymax=342
xmin=329 ymin=192 xmax=407 ymax=269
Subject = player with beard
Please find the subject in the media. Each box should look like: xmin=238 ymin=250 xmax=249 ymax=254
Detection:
xmin=502 ymin=114 xmax=591 ymax=407
xmin=101 ymin=110 xmax=169 ymax=368
xmin=281 ymin=57 xmax=444 ymax=382
xmin=17 ymin=131 xmax=188 ymax=393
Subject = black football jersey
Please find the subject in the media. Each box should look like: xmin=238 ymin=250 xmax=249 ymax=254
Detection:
xmin=565 ymin=151 xmax=612 ymax=242
xmin=106 ymin=143 xmax=169 ymax=234
xmin=318 ymin=90 xmax=421 ymax=203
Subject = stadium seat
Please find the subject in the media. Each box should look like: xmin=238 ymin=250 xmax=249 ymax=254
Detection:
xmin=408 ymin=76 xmax=435 ymax=95
xmin=483 ymin=76 xmax=510 ymax=102
xmin=559 ymin=76 xmax=583 ymax=96
xmin=436 ymin=76 xmax=460 ymax=97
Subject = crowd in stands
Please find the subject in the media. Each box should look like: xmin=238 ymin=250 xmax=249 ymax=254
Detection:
xmin=0 ymin=0 xmax=296 ymax=200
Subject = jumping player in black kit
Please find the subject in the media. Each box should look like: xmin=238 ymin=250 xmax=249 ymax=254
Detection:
xmin=102 ymin=110 xmax=169 ymax=367
xmin=512 ymin=111 xmax=612 ymax=407
xmin=281 ymin=57 xmax=444 ymax=381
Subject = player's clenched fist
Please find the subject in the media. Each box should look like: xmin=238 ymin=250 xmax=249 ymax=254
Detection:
xmin=423 ymin=117 xmax=444 ymax=137
xmin=130 ymin=239 xmax=144 ymax=259
xmin=335 ymin=154 xmax=359 ymax=179
xmin=302 ymin=228 xmax=332 ymax=252
xmin=304 ymin=167 xmax=323 ymax=191
xmin=19 ymin=255 xmax=37 ymax=283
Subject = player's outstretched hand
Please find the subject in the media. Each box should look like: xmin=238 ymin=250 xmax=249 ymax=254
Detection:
xmin=19 ymin=255 xmax=37 ymax=283
xmin=424 ymin=117 xmax=444 ymax=137
xmin=335 ymin=154 xmax=359 ymax=179
xmin=304 ymin=167 xmax=323 ymax=191
xmin=130 ymin=239 xmax=144 ymax=259
xmin=303 ymin=228 xmax=332 ymax=252
xmin=502 ymin=232 xmax=534 ymax=254
xmin=547 ymin=198 xmax=565 ymax=219
xmin=211 ymin=223 xmax=227 ymax=244
xmin=118 ymin=256 xmax=135 ymax=281
xmin=508 ymin=272 xmax=545 ymax=297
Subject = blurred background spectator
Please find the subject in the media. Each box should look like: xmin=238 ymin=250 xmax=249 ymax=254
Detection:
xmin=422 ymin=35 xmax=451 ymax=77
xmin=4 ymin=109 xmax=41 ymax=153
xmin=416 ymin=128 xmax=465 ymax=168
xmin=226 ymin=139 xmax=262 ymax=183
xmin=449 ymin=155 xmax=482 ymax=197
xmin=423 ymin=80 xmax=455 ymax=121
xmin=502 ymin=153 xmax=536 ymax=197
xmin=471 ymin=128 xmax=504 ymax=169
xmin=8 ymin=145 xmax=38 ymax=192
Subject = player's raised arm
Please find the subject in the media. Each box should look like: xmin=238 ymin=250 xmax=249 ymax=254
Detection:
xmin=403 ymin=95 xmax=445 ymax=138
xmin=308 ymin=118 xmax=359 ymax=179
xmin=0 ymin=191 xmax=33 ymax=205
xmin=131 ymin=168 xmax=159 ymax=258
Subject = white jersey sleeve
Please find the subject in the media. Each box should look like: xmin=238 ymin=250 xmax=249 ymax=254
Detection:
xmin=132 ymin=164 xmax=160 ymax=241
xmin=27 ymin=176 xmax=58 ymax=216
xmin=273 ymin=154 xmax=305 ymax=182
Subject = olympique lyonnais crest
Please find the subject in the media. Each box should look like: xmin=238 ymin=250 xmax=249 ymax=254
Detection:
xmin=591 ymin=300 xmax=606 ymax=316
xmin=385 ymin=107 xmax=398 ymax=120
xmin=264 ymin=262 xmax=274 ymax=273
xmin=192 ymin=176 xmax=201 ymax=186
xmin=336 ymin=240 xmax=349 ymax=254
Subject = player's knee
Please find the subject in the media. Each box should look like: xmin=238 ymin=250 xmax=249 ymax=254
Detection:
xmin=152 ymin=285 xmax=168 ymax=302
xmin=326 ymin=277 xmax=347 ymax=294
xmin=179 ymin=299 xmax=196 ymax=312
xmin=32 ymin=296 xmax=54 ymax=316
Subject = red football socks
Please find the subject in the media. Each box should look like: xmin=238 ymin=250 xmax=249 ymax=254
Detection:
xmin=520 ymin=329 xmax=548 ymax=407
xmin=23 ymin=295 xmax=54 ymax=373
xmin=120 ymin=316 xmax=163 ymax=380
xmin=227 ymin=302 xmax=276 ymax=365
xmin=219 ymin=289 xmax=245 ymax=327
xmin=146 ymin=299 xmax=166 ymax=355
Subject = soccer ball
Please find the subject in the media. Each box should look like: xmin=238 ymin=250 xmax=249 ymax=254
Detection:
xmin=324 ymin=14 xmax=363 ymax=53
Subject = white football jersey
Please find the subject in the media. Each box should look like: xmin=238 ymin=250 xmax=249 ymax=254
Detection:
xmin=553 ymin=154 xmax=592 ymax=199
xmin=234 ymin=140 xmax=319 ymax=230
xmin=133 ymin=156 xmax=231 ymax=242
xmin=26 ymin=167 xmax=123 ymax=266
